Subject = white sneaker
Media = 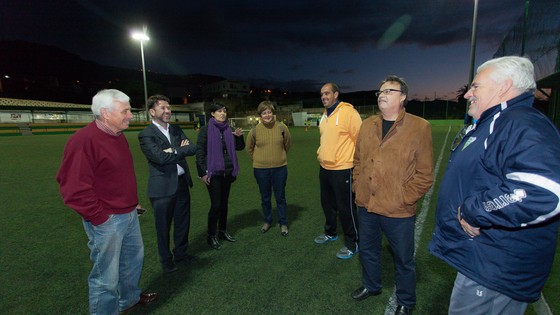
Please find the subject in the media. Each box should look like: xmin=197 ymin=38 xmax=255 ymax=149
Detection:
xmin=314 ymin=233 xmax=338 ymax=244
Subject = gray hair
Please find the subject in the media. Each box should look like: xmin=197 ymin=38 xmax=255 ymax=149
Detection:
xmin=477 ymin=56 xmax=536 ymax=93
xmin=379 ymin=75 xmax=408 ymax=105
xmin=91 ymin=89 xmax=130 ymax=117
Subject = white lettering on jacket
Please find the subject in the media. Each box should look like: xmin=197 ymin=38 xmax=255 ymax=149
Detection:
xmin=483 ymin=189 xmax=526 ymax=212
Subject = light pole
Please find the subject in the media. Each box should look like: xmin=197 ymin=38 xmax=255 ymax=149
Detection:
xmin=466 ymin=0 xmax=479 ymax=124
xmin=132 ymin=26 xmax=150 ymax=122
xmin=467 ymin=0 xmax=479 ymax=86
xmin=521 ymin=0 xmax=530 ymax=56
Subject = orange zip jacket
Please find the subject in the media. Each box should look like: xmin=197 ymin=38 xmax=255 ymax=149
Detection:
xmin=317 ymin=101 xmax=362 ymax=170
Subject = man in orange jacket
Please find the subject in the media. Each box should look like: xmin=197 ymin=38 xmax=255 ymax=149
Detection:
xmin=314 ymin=82 xmax=362 ymax=259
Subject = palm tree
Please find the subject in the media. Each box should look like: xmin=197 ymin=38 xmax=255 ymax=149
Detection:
xmin=456 ymin=84 xmax=471 ymax=124
xmin=456 ymin=84 xmax=468 ymax=101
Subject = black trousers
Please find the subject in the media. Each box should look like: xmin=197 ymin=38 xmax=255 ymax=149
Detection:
xmin=319 ymin=166 xmax=359 ymax=251
xmin=150 ymin=175 xmax=191 ymax=265
xmin=206 ymin=174 xmax=234 ymax=235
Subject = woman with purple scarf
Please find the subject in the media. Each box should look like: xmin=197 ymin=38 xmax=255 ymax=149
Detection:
xmin=196 ymin=103 xmax=245 ymax=250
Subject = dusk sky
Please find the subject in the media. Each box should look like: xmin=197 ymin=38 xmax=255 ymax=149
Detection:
xmin=1 ymin=1 xmax=533 ymax=100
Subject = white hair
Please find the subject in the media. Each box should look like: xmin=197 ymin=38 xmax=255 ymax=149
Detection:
xmin=477 ymin=56 xmax=536 ymax=93
xmin=91 ymin=89 xmax=130 ymax=117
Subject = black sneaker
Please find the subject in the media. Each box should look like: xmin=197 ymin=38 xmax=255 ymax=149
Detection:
xmin=162 ymin=262 xmax=178 ymax=273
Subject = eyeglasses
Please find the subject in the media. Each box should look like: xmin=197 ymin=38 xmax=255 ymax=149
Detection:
xmin=375 ymin=89 xmax=402 ymax=97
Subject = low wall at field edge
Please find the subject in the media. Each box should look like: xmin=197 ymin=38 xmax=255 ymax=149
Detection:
xmin=0 ymin=121 xmax=198 ymax=136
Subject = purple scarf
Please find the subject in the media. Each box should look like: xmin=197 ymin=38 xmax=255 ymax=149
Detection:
xmin=207 ymin=118 xmax=239 ymax=177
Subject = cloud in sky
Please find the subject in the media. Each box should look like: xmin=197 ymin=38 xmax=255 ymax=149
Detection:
xmin=117 ymin=1 xmax=521 ymax=52
xmin=1 ymin=0 xmax=529 ymax=97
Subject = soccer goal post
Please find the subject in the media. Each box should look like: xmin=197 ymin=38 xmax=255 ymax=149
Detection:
xmin=228 ymin=117 xmax=259 ymax=131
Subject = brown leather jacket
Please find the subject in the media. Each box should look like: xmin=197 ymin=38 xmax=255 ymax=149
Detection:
xmin=353 ymin=109 xmax=434 ymax=218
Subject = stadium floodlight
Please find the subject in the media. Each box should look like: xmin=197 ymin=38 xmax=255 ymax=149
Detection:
xmin=131 ymin=26 xmax=150 ymax=122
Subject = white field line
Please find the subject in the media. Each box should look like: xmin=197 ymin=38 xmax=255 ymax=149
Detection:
xmin=384 ymin=126 xmax=451 ymax=315
xmin=533 ymin=293 xmax=553 ymax=315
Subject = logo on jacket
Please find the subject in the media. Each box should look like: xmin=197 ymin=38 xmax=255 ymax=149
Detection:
xmin=483 ymin=189 xmax=526 ymax=212
xmin=461 ymin=136 xmax=476 ymax=151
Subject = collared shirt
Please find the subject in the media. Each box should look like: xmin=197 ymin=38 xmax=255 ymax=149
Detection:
xmin=95 ymin=119 xmax=120 ymax=136
xmin=152 ymin=121 xmax=185 ymax=176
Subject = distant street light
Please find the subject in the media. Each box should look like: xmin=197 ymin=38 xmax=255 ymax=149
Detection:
xmin=131 ymin=26 xmax=150 ymax=122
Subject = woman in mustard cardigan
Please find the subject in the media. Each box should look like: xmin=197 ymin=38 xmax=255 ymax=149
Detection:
xmin=246 ymin=101 xmax=291 ymax=236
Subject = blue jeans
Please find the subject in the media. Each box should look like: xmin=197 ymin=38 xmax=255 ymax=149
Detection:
xmin=82 ymin=211 xmax=144 ymax=314
xmin=254 ymin=166 xmax=288 ymax=226
xmin=358 ymin=207 xmax=416 ymax=308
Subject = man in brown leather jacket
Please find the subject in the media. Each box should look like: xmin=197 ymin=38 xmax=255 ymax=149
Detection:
xmin=350 ymin=75 xmax=434 ymax=315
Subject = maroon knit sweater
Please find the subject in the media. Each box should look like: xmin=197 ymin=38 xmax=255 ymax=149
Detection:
xmin=56 ymin=121 xmax=138 ymax=225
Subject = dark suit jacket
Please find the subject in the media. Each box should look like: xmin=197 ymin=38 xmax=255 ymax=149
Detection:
xmin=139 ymin=123 xmax=197 ymax=198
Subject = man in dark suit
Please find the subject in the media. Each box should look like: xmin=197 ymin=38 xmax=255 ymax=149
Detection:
xmin=139 ymin=94 xmax=197 ymax=273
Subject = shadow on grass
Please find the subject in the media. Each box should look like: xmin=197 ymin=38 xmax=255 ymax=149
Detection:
xmin=189 ymin=204 xmax=306 ymax=251
xmin=133 ymin=259 xmax=205 ymax=314
xmin=229 ymin=203 xmax=306 ymax=231
xmin=135 ymin=204 xmax=307 ymax=314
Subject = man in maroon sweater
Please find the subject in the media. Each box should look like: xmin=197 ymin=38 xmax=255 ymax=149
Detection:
xmin=56 ymin=89 xmax=157 ymax=314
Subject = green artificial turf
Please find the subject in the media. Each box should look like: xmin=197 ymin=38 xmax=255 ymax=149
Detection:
xmin=0 ymin=122 xmax=557 ymax=314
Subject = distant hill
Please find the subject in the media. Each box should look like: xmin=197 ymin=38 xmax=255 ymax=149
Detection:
xmin=0 ymin=40 xmax=469 ymax=119
xmin=0 ymin=40 xmax=98 ymax=78
xmin=0 ymin=40 xmax=225 ymax=105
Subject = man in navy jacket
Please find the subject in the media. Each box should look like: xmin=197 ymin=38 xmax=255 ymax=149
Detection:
xmin=429 ymin=56 xmax=560 ymax=314
xmin=139 ymin=95 xmax=197 ymax=273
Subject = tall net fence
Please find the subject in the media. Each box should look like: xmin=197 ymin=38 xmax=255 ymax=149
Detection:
xmin=493 ymin=0 xmax=560 ymax=125
xmin=493 ymin=0 xmax=560 ymax=80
